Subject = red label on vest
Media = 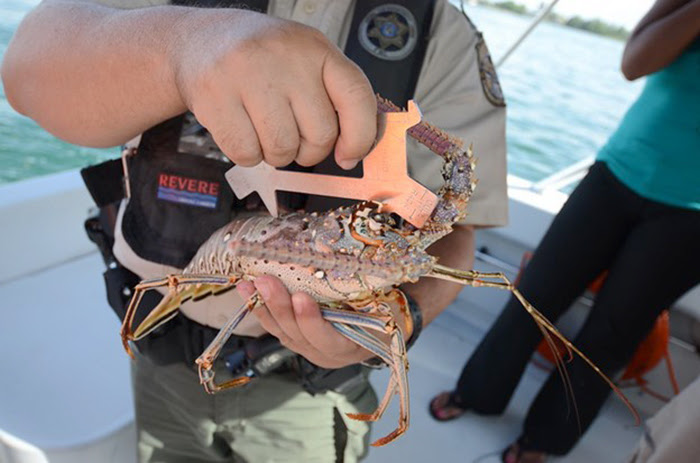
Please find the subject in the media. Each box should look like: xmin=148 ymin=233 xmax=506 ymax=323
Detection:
xmin=157 ymin=173 xmax=220 ymax=209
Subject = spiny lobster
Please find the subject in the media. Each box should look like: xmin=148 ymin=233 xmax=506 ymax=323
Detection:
xmin=120 ymin=98 xmax=637 ymax=447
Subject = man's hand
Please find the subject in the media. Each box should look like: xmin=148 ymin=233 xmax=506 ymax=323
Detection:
xmin=171 ymin=10 xmax=377 ymax=169
xmin=234 ymin=225 xmax=475 ymax=368
xmin=2 ymin=1 xmax=377 ymax=170
xmin=236 ymin=276 xmax=375 ymax=369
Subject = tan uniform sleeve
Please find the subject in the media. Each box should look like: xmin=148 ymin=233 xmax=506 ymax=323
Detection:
xmin=627 ymin=375 xmax=700 ymax=463
xmin=409 ymin=0 xmax=508 ymax=227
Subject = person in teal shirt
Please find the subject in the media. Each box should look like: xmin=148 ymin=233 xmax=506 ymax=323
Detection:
xmin=429 ymin=0 xmax=700 ymax=461
xmin=598 ymin=36 xmax=700 ymax=211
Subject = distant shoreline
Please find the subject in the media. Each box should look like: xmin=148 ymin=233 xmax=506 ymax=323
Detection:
xmin=477 ymin=1 xmax=630 ymax=41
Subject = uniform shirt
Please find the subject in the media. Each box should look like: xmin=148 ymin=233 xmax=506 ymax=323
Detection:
xmin=597 ymin=38 xmax=700 ymax=210
xmin=101 ymin=0 xmax=509 ymax=329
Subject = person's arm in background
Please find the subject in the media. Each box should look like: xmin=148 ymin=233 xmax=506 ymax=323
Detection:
xmin=1 ymin=0 xmax=376 ymax=169
xmin=402 ymin=225 xmax=475 ymax=327
xmin=621 ymin=0 xmax=700 ymax=80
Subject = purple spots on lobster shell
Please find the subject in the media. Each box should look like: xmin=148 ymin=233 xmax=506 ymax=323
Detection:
xmin=308 ymin=215 xmax=342 ymax=244
xmin=432 ymin=199 xmax=459 ymax=223
xmin=444 ymin=157 xmax=473 ymax=194
xmin=328 ymin=269 xmax=353 ymax=280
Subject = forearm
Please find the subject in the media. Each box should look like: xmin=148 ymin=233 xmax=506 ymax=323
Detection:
xmin=2 ymin=1 xmax=376 ymax=166
xmin=401 ymin=224 xmax=476 ymax=328
xmin=2 ymin=1 xmax=190 ymax=146
xmin=622 ymin=0 xmax=700 ymax=80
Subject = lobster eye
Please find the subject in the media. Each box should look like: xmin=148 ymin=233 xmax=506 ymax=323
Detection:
xmin=369 ymin=213 xmax=385 ymax=223
xmin=388 ymin=213 xmax=402 ymax=227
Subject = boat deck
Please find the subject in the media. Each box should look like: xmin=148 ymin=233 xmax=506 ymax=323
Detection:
xmin=2 ymin=249 xmax=699 ymax=463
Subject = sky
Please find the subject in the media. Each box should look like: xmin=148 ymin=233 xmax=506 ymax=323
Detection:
xmin=516 ymin=0 xmax=657 ymax=30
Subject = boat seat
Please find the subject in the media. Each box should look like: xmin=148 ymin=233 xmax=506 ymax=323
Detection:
xmin=0 ymin=430 xmax=49 ymax=463
xmin=0 ymin=252 xmax=133 ymax=450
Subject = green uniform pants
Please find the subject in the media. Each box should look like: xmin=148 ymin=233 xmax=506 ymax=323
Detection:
xmin=131 ymin=353 xmax=378 ymax=463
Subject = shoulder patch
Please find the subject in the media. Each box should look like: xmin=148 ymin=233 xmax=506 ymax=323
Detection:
xmin=358 ymin=4 xmax=418 ymax=61
xmin=475 ymin=33 xmax=506 ymax=107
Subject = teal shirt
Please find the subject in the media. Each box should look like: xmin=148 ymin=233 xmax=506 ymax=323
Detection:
xmin=597 ymin=39 xmax=700 ymax=210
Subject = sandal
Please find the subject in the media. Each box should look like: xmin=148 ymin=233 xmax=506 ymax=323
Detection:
xmin=428 ymin=391 xmax=467 ymax=422
xmin=501 ymin=441 xmax=548 ymax=463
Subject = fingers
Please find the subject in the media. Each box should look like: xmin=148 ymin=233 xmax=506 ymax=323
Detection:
xmin=289 ymin=91 xmax=339 ymax=167
xmin=176 ymin=14 xmax=377 ymax=170
xmin=200 ymin=96 xmax=263 ymax=167
xmin=242 ymin=92 xmax=300 ymax=167
xmin=289 ymin=293 xmax=367 ymax=367
xmin=204 ymin=79 xmax=341 ymax=169
xmin=291 ymin=292 xmax=356 ymax=354
xmin=250 ymin=276 xmax=366 ymax=368
xmin=235 ymin=280 xmax=256 ymax=298
xmin=218 ymin=90 xmax=338 ymax=169
xmin=235 ymin=63 xmax=371 ymax=170
xmin=252 ymin=276 xmax=309 ymax=348
xmin=322 ymin=50 xmax=377 ymax=170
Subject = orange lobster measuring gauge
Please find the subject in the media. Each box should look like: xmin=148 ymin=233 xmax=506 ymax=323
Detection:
xmin=225 ymin=100 xmax=439 ymax=228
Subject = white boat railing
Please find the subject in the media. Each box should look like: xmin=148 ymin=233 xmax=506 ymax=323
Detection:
xmin=531 ymin=156 xmax=595 ymax=193
xmin=480 ymin=0 xmax=563 ymax=69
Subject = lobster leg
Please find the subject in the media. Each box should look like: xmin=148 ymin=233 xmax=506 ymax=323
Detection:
xmin=321 ymin=307 xmax=409 ymax=447
xmin=121 ymin=274 xmax=240 ymax=357
xmin=426 ymin=264 xmax=640 ymax=425
xmin=197 ymin=291 xmax=263 ymax=393
xmin=327 ymin=322 xmax=399 ymax=423
xmin=329 ymin=321 xmax=395 ymax=365
xmin=350 ymin=374 xmax=398 ymax=423
xmin=198 ymin=298 xmax=400 ymax=395
xmin=369 ymin=328 xmax=409 ymax=447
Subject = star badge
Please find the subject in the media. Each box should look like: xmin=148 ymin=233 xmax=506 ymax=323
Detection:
xmin=358 ymin=4 xmax=418 ymax=61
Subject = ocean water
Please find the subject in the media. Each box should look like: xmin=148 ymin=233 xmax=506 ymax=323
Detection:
xmin=0 ymin=1 xmax=644 ymax=186
xmin=465 ymin=4 xmax=645 ymax=182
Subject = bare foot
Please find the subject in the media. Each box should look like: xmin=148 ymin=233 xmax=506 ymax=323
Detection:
xmin=428 ymin=391 xmax=466 ymax=421
xmin=502 ymin=443 xmax=547 ymax=463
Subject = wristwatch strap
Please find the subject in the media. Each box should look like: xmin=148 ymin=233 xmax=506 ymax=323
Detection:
xmin=404 ymin=291 xmax=423 ymax=350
